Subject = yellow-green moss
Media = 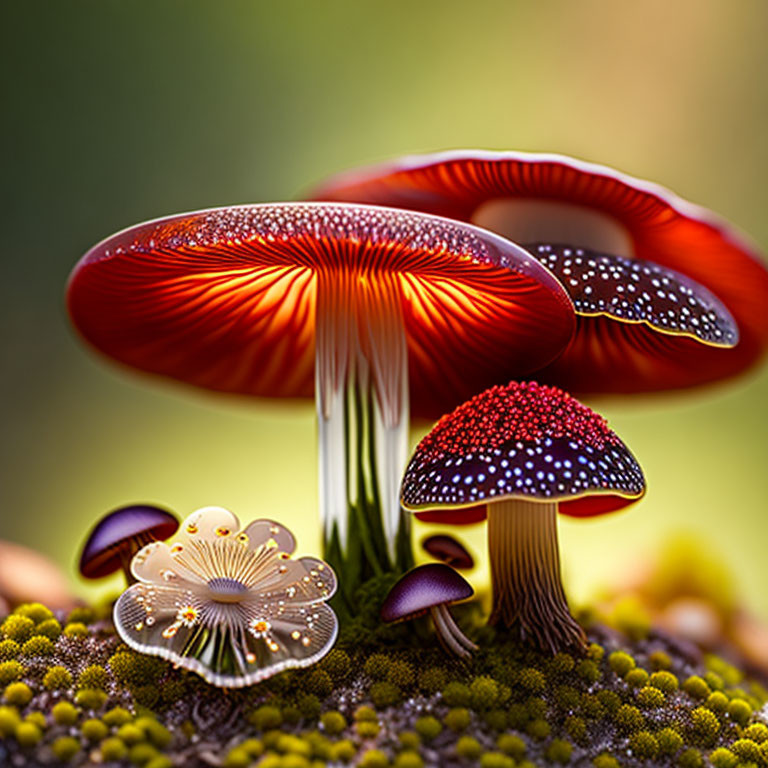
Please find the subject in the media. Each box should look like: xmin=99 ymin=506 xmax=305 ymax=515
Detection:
xmin=387 ymin=660 xmax=415 ymax=689
xmin=370 ymin=681 xmax=401 ymax=707
xmin=363 ymin=653 xmax=391 ymax=680
xmin=545 ymin=738 xmax=573 ymax=764
xmin=683 ymin=676 xmax=711 ymax=700
xmin=444 ymin=707 xmax=471 ymax=732
xmin=649 ymin=670 xmax=678 ymax=693
xmin=608 ymin=651 xmax=635 ymax=677
xmin=75 ymin=688 xmax=107 ymax=710
xmin=456 ymin=735 xmax=483 ymax=759
xmin=398 ymin=731 xmax=421 ymax=750
xmin=526 ymin=718 xmax=551 ymax=740
xmin=222 ymin=746 xmax=249 ymax=768
xmin=354 ymin=705 xmax=378 ymax=722
xmin=52 ymin=701 xmax=80 ymax=726
xmin=470 ymin=676 xmax=500 ymax=710
xmin=66 ymin=606 xmax=94 ymax=625
xmin=677 ymin=748 xmax=703 ymax=768
xmin=248 ymin=705 xmax=283 ymax=731
xmin=519 ymin=667 xmax=547 ymax=693
xmin=43 ymin=665 xmax=72 ymax=690
xmin=14 ymin=604 xmax=53 ymax=625
xmin=34 ymin=618 xmax=62 ymax=641
xmin=549 ymin=652 xmax=576 ymax=675
xmin=417 ymin=666 xmax=447 ymax=693
xmin=629 ymin=731 xmax=658 ymax=760
xmin=726 ymin=698 xmax=752 ymax=726
xmin=393 ymin=750 xmax=423 ymax=768
xmin=1 ymin=615 xmax=35 ymax=643
xmin=565 ymin=715 xmax=587 ymax=743
xmin=330 ymin=740 xmax=356 ymax=762
xmin=359 ymin=748 xmax=389 ymax=768
xmin=81 ymin=717 xmax=109 ymax=741
xmin=480 ymin=752 xmax=515 ymax=768
xmin=593 ymin=754 xmax=620 ymax=768
xmin=63 ymin=622 xmax=89 ymax=638
xmin=355 ymin=720 xmax=381 ymax=738
xmin=103 ymin=706 xmax=133 ymax=726
xmin=52 ymin=736 xmax=81 ymax=761
xmin=483 ymin=709 xmax=507 ymax=731
xmin=497 ymin=734 xmax=526 ymax=760
xmin=443 ymin=681 xmax=472 ymax=707
xmin=637 ymin=685 xmax=665 ymax=708
xmin=100 ymin=736 xmax=128 ymax=761
xmin=625 ymin=668 xmax=650 ymax=688
xmin=649 ymin=650 xmax=672 ymax=670
xmin=0 ymin=705 xmax=21 ymax=737
xmin=743 ymin=724 xmax=768 ymax=743
xmin=15 ymin=720 xmax=42 ymax=747
xmin=0 ymin=640 xmax=20 ymax=660
xmin=21 ymin=632 xmax=55 ymax=656
xmin=0 ymin=660 xmax=24 ymax=685
xmin=689 ymin=707 xmax=720 ymax=746
xmin=414 ymin=716 xmax=442 ymax=741
xmin=706 ymin=691 xmax=729 ymax=714
xmin=729 ymin=739 xmax=762 ymax=763
xmin=614 ymin=704 xmax=644 ymax=733
xmin=78 ymin=664 xmax=109 ymax=690
xmin=4 ymin=681 xmax=32 ymax=706
xmin=709 ymin=747 xmax=738 ymax=768
xmin=320 ymin=710 xmax=346 ymax=735
xmin=656 ymin=727 xmax=683 ymax=756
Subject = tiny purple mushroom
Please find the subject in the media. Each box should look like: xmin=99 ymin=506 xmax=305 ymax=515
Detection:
xmin=381 ymin=563 xmax=478 ymax=658
xmin=79 ymin=504 xmax=179 ymax=586
xmin=422 ymin=535 xmax=474 ymax=570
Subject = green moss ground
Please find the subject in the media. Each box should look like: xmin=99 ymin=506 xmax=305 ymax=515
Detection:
xmin=0 ymin=592 xmax=766 ymax=768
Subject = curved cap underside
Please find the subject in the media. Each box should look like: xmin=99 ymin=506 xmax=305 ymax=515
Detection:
xmin=313 ymin=151 xmax=768 ymax=392
xmin=67 ymin=203 xmax=575 ymax=418
xmin=401 ymin=380 xmax=645 ymax=519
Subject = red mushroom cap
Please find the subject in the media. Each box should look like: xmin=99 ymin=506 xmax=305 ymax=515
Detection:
xmin=401 ymin=380 xmax=645 ymax=521
xmin=67 ymin=203 xmax=574 ymax=419
xmin=313 ymin=151 xmax=768 ymax=393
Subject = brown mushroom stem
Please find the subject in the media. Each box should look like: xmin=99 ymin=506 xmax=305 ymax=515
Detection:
xmin=117 ymin=531 xmax=158 ymax=586
xmin=487 ymin=499 xmax=586 ymax=653
xmin=429 ymin=604 xmax=478 ymax=659
xmin=316 ymin=267 xmax=413 ymax=596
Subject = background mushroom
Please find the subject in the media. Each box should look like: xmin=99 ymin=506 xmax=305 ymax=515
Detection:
xmin=313 ymin=150 xmax=768 ymax=393
xmin=401 ymin=380 xmax=645 ymax=653
xmin=380 ymin=563 xmax=477 ymax=658
xmin=67 ymin=203 xmax=575 ymax=597
xmin=79 ymin=504 xmax=179 ymax=586
xmin=421 ymin=534 xmax=474 ymax=570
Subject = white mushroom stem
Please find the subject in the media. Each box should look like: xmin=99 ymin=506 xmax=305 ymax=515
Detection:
xmin=315 ymin=267 xmax=411 ymax=592
xmin=487 ymin=499 xmax=586 ymax=653
xmin=429 ymin=604 xmax=478 ymax=659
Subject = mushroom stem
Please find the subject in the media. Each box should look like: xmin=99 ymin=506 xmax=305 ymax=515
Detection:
xmin=429 ymin=605 xmax=476 ymax=659
xmin=487 ymin=499 xmax=586 ymax=653
xmin=316 ymin=267 xmax=412 ymax=599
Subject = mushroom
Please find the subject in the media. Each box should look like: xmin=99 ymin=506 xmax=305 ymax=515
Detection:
xmin=421 ymin=534 xmax=474 ymax=570
xmin=79 ymin=504 xmax=179 ymax=586
xmin=313 ymin=151 xmax=768 ymax=393
xmin=400 ymin=380 xmax=645 ymax=653
xmin=114 ymin=506 xmax=338 ymax=687
xmin=380 ymin=563 xmax=477 ymax=658
xmin=67 ymin=203 xmax=575 ymax=593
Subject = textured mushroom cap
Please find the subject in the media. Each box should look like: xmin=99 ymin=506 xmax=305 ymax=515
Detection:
xmin=80 ymin=505 xmax=179 ymax=579
xmin=380 ymin=563 xmax=474 ymax=622
xmin=67 ymin=203 xmax=574 ymax=419
xmin=313 ymin=151 xmax=768 ymax=393
xmin=401 ymin=380 xmax=645 ymax=520
xmin=422 ymin=535 xmax=474 ymax=569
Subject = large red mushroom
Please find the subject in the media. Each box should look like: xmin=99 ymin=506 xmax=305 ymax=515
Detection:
xmin=313 ymin=151 xmax=768 ymax=393
xmin=67 ymin=203 xmax=574 ymax=596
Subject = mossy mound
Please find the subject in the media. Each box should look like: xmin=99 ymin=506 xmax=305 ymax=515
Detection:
xmin=0 ymin=598 xmax=766 ymax=767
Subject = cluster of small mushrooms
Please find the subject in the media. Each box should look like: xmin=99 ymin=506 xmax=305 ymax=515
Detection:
xmin=69 ymin=151 xmax=768 ymax=685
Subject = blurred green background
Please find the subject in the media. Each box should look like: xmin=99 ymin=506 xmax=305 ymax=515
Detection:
xmin=2 ymin=0 xmax=767 ymax=619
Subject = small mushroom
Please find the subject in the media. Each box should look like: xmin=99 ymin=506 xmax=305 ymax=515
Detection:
xmin=401 ymin=380 xmax=645 ymax=653
xmin=114 ymin=506 xmax=338 ymax=687
xmin=79 ymin=504 xmax=179 ymax=586
xmin=314 ymin=150 xmax=768 ymax=393
xmin=0 ymin=540 xmax=76 ymax=611
xmin=422 ymin=535 xmax=474 ymax=570
xmin=381 ymin=563 xmax=478 ymax=658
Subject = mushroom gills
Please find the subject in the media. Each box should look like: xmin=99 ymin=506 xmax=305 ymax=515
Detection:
xmin=487 ymin=498 xmax=586 ymax=653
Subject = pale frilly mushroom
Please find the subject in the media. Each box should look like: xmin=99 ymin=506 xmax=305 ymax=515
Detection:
xmin=114 ymin=506 xmax=338 ymax=687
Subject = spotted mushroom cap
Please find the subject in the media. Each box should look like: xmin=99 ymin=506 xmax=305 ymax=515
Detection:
xmin=313 ymin=150 xmax=768 ymax=393
xmin=113 ymin=506 xmax=338 ymax=687
xmin=401 ymin=381 xmax=645 ymax=521
xmin=67 ymin=202 xmax=574 ymax=419
xmin=79 ymin=504 xmax=179 ymax=579
xmin=422 ymin=534 xmax=474 ymax=570
xmin=380 ymin=563 xmax=474 ymax=623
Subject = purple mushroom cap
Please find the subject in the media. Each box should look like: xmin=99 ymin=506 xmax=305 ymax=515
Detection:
xmin=380 ymin=563 xmax=474 ymax=623
xmin=422 ymin=535 xmax=474 ymax=570
xmin=79 ymin=504 xmax=179 ymax=579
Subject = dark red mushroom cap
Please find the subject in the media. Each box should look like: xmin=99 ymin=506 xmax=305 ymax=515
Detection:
xmin=313 ymin=151 xmax=768 ymax=392
xmin=422 ymin=535 xmax=474 ymax=569
xmin=401 ymin=380 xmax=645 ymax=521
xmin=79 ymin=504 xmax=179 ymax=579
xmin=67 ymin=203 xmax=574 ymax=419
xmin=380 ymin=563 xmax=474 ymax=623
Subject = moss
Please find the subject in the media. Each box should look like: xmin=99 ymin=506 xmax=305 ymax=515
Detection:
xmin=580 ymin=693 xmax=606 ymax=720
xmin=0 ymin=705 xmax=21 ymax=737
xmin=135 ymin=717 xmax=172 ymax=749
xmin=0 ymin=640 xmax=20 ymax=660
xmin=82 ymin=717 xmax=109 ymax=741
xmin=15 ymin=721 xmax=42 ymax=747
xmin=677 ymin=748 xmax=703 ymax=768
xmin=393 ymin=750 xmax=423 ymax=768
xmin=370 ymin=681 xmax=401 ymax=707
xmin=103 ymin=706 xmax=133 ymax=726
xmin=649 ymin=650 xmax=672 ymax=671
xmin=650 ymin=670 xmax=679 ymax=693
xmin=4 ymin=681 xmax=32 ymax=706
xmin=709 ymin=748 xmax=738 ymax=768
xmin=518 ymin=667 xmax=546 ymax=693
xmin=25 ymin=710 xmax=46 ymax=729
xmin=706 ymin=691 xmax=729 ymax=713
xmin=726 ymin=698 xmax=752 ymax=726
xmin=704 ymin=671 xmax=725 ymax=691
xmin=0 ymin=660 xmax=24 ymax=685
xmin=66 ymin=606 xmax=94 ymax=625
xmin=276 ymin=734 xmax=311 ymax=757
xmin=593 ymin=754 xmax=620 ymax=768
xmin=355 ymin=705 xmax=378 ymax=722
xmin=556 ymin=685 xmax=580 ymax=710
xmin=20 ymin=635 xmax=53 ymax=657
xmin=75 ymin=688 xmax=108 ymax=710
xmin=470 ymin=676 xmax=499 ymax=710
xmin=415 ymin=716 xmax=442 ymax=741
xmin=565 ymin=715 xmax=587 ymax=743
xmin=597 ymin=689 xmax=622 ymax=715
xmin=456 ymin=735 xmax=483 ymax=759
xmin=1 ymin=615 xmax=34 ymax=643
xmin=51 ymin=700 xmax=79 ymax=725
xmin=63 ymin=622 xmax=89 ymax=638
xmin=730 ymin=739 xmax=762 ymax=763
xmin=357 ymin=749 xmax=388 ymax=768
xmin=624 ymin=668 xmax=650 ymax=688
xmin=444 ymin=708 xmax=471 ymax=732
xmin=387 ymin=660 xmax=415 ymax=689
xmin=743 ymin=724 xmax=768 ymax=743
xmin=689 ymin=706 xmax=720 ymax=746
xmin=398 ymin=731 xmax=421 ymax=750
xmin=443 ymin=681 xmax=472 ymax=707
xmin=14 ymin=603 xmax=53 ymax=625
xmin=239 ymin=738 xmax=264 ymax=758
xmin=318 ymin=649 xmax=351 ymax=682
xmin=545 ymin=738 xmax=573 ymax=764
xmin=222 ymin=747 xmax=250 ymax=768
xmin=497 ymin=733 xmax=526 ymax=759
xmin=35 ymin=618 xmax=62 ymax=641
xmin=526 ymin=718 xmax=551 ymax=740
xmin=548 ymin=652 xmax=576 ymax=675
xmin=683 ymin=676 xmax=711 ymax=700
xmin=507 ymin=702 xmax=528 ymax=729
xmin=320 ymin=710 xmax=346 ymax=735
xmin=526 ymin=697 xmax=547 ymax=719
xmin=609 ymin=596 xmax=651 ymax=640
xmin=615 ymin=704 xmax=644 ymax=733
xmin=145 ymin=757 xmax=173 ymax=768
xmin=483 ymin=709 xmax=507 ymax=731
xmin=364 ymin=653 xmax=391 ymax=680
xmin=356 ymin=720 xmax=381 ymax=738
xmin=417 ymin=666 xmax=447 ymax=693
xmin=480 ymin=753 xmax=515 ymax=768
xmin=78 ymin=664 xmax=109 ymax=690
xmin=101 ymin=737 xmax=129 ymax=761
xmin=249 ymin=705 xmax=283 ymax=731
xmin=51 ymin=735 xmax=81 ymax=761
xmin=629 ymin=731 xmax=659 ymax=760
xmin=608 ymin=651 xmax=636 ymax=677
xmin=43 ymin=665 xmax=72 ymax=690
xmin=656 ymin=727 xmax=684 ymax=756
xmin=636 ymin=685 xmax=665 ymax=708
xmin=296 ymin=693 xmax=321 ymax=719
xmin=330 ymin=740 xmax=356 ymax=762
xmin=705 ymin=655 xmax=742 ymax=687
